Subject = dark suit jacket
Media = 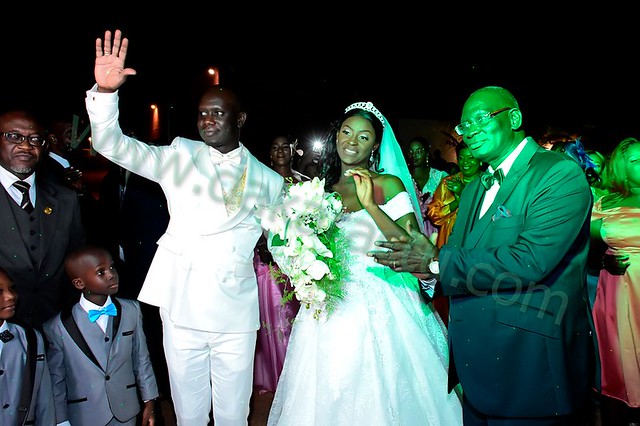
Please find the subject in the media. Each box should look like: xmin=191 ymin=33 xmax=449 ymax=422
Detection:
xmin=0 ymin=173 xmax=85 ymax=330
xmin=43 ymin=297 xmax=158 ymax=425
xmin=42 ymin=155 xmax=102 ymax=245
xmin=439 ymin=138 xmax=592 ymax=417
xmin=0 ymin=322 xmax=56 ymax=426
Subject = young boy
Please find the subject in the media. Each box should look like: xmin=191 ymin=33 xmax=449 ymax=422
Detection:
xmin=43 ymin=246 xmax=158 ymax=426
xmin=0 ymin=266 xmax=56 ymax=425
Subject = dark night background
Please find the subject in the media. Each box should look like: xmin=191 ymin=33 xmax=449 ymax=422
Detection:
xmin=2 ymin=10 xmax=638 ymax=161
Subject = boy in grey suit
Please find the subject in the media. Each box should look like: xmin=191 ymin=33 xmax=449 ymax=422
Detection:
xmin=43 ymin=246 xmax=158 ymax=425
xmin=0 ymin=266 xmax=56 ymax=426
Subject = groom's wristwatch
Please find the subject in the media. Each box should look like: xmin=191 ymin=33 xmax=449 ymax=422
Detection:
xmin=428 ymin=256 xmax=440 ymax=275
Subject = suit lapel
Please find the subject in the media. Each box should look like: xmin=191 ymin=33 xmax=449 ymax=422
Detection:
xmin=112 ymin=298 xmax=122 ymax=341
xmin=463 ymin=140 xmax=540 ymax=248
xmin=194 ymin=144 xmax=225 ymax=212
xmin=451 ymin=178 xmax=485 ymax=247
xmin=62 ymin=305 xmax=102 ymax=370
xmin=0 ymin=190 xmax=31 ymax=264
xmin=194 ymin=148 xmax=266 ymax=234
xmin=75 ymin=307 xmax=111 ymax=369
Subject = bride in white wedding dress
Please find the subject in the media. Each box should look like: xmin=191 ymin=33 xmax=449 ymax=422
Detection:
xmin=267 ymin=102 xmax=462 ymax=425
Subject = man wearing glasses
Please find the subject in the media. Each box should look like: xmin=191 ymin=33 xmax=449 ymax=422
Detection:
xmin=0 ymin=109 xmax=85 ymax=331
xmin=370 ymin=86 xmax=592 ymax=424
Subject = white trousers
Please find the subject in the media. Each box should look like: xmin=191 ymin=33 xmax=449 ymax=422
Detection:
xmin=160 ymin=308 xmax=256 ymax=426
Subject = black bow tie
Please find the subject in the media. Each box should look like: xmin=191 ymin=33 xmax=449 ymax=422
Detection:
xmin=0 ymin=329 xmax=14 ymax=343
xmin=480 ymin=169 xmax=505 ymax=190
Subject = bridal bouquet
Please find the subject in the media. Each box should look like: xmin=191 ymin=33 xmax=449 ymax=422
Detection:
xmin=256 ymin=177 xmax=349 ymax=319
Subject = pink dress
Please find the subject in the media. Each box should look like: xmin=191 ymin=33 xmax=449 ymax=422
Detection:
xmin=591 ymin=199 xmax=640 ymax=407
xmin=253 ymin=245 xmax=300 ymax=393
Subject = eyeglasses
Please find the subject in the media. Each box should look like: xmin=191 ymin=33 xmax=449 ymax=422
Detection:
xmin=455 ymin=107 xmax=512 ymax=136
xmin=1 ymin=132 xmax=47 ymax=147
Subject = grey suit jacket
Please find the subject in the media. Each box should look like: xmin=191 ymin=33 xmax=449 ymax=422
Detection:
xmin=43 ymin=298 xmax=158 ymax=425
xmin=0 ymin=173 xmax=85 ymax=330
xmin=0 ymin=322 xmax=56 ymax=426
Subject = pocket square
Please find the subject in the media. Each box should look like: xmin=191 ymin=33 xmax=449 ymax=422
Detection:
xmin=491 ymin=205 xmax=512 ymax=221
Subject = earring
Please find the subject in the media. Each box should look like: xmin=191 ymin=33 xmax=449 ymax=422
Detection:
xmin=370 ymin=151 xmax=375 ymax=164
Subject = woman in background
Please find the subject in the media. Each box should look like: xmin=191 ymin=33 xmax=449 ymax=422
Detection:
xmin=590 ymin=137 xmax=640 ymax=425
xmin=426 ymin=141 xmax=484 ymax=326
xmin=253 ymin=134 xmax=306 ymax=393
xmin=406 ymin=136 xmax=448 ymax=242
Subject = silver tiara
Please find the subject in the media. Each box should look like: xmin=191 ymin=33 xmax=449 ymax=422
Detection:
xmin=344 ymin=101 xmax=386 ymax=128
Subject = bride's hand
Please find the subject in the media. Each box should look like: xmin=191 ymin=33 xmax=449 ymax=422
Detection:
xmin=345 ymin=168 xmax=375 ymax=209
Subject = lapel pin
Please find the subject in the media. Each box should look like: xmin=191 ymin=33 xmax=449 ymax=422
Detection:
xmin=44 ymin=207 xmax=53 ymax=215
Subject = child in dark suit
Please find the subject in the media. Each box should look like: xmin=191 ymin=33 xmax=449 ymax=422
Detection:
xmin=43 ymin=246 xmax=158 ymax=426
xmin=0 ymin=266 xmax=56 ymax=426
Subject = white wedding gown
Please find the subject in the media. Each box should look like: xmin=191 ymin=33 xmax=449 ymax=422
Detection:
xmin=267 ymin=192 xmax=463 ymax=425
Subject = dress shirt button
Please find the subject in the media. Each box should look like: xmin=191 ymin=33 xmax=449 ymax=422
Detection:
xmin=30 ymin=230 xmax=36 ymax=236
xmin=0 ymin=370 xmax=4 ymax=375
xmin=30 ymin=245 xmax=37 ymax=251
xmin=3 ymin=404 xmax=9 ymax=409
xmin=105 ymin=375 xmax=111 ymax=381
xmin=104 ymin=337 xmax=110 ymax=342
xmin=29 ymin=216 xmax=35 ymax=222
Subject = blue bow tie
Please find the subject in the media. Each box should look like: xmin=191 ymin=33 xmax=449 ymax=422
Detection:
xmin=88 ymin=303 xmax=117 ymax=322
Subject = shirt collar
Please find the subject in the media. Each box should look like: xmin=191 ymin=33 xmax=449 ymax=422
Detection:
xmin=79 ymin=294 xmax=114 ymax=313
xmin=49 ymin=151 xmax=70 ymax=168
xmin=209 ymin=143 xmax=245 ymax=162
xmin=488 ymin=137 xmax=529 ymax=176
xmin=0 ymin=166 xmax=36 ymax=192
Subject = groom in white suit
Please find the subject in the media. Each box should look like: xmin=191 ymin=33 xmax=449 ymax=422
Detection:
xmin=85 ymin=30 xmax=285 ymax=425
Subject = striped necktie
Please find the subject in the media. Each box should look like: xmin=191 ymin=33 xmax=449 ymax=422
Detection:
xmin=13 ymin=180 xmax=34 ymax=214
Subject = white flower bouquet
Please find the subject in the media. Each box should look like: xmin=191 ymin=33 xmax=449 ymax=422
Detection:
xmin=256 ymin=177 xmax=349 ymax=319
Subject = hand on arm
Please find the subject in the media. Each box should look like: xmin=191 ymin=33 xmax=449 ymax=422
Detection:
xmin=95 ymin=29 xmax=137 ymax=93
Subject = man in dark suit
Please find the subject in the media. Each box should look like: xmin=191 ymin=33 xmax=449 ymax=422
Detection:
xmin=370 ymin=86 xmax=592 ymax=424
xmin=0 ymin=109 xmax=85 ymax=331
xmin=43 ymin=115 xmax=102 ymax=245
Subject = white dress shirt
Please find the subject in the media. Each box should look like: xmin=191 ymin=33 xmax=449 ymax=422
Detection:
xmin=0 ymin=166 xmax=36 ymax=206
xmin=79 ymin=295 xmax=115 ymax=334
xmin=479 ymin=138 xmax=529 ymax=218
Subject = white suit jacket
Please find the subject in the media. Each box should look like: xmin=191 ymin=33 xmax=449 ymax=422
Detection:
xmin=86 ymin=87 xmax=285 ymax=332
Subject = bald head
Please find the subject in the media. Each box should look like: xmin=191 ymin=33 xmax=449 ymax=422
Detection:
xmin=459 ymin=86 xmax=525 ymax=168
xmin=467 ymin=86 xmax=519 ymax=110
